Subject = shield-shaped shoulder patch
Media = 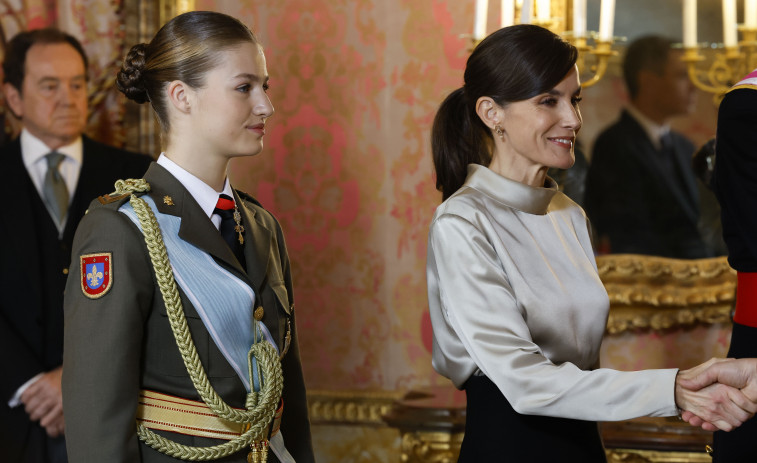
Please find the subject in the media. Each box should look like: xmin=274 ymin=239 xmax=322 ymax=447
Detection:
xmin=80 ymin=252 xmax=113 ymax=299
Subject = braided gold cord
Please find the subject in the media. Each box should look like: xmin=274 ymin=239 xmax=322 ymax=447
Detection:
xmin=118 ymin=181 xmax=283 ymax=461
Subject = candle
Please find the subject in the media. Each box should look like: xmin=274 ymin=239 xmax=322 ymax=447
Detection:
xmin=723 ymin=0 xmax=738 ymax=47
xmin=598 ymin=0 xmax=615 ymax=42
xmin=537 ymin=0 xmax=551 ymax=23
xmin=683 ymin=0 xmax=697 ymax=48
xmin=573 ymin=0 xmax=587 ymax=38
xmin=501 ymin=0 xmax=515 ymax=27
xmin=521 ymin=0 xmax=532 ymax=24
xmin=474 ymin=0 xmax=489 ymax=40
xmin=746 ymin=0 xmax=757 ymax=29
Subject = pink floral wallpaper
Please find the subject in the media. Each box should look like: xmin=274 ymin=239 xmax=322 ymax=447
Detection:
xmin=195 ymin=0 xmax=728 ymax=394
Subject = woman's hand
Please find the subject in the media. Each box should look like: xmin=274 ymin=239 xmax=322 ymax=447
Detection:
xmin=675 ymin=358 xmax=757 ymax=431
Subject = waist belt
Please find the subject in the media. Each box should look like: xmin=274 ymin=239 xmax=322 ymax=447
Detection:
xmin=735 ymin=272 xmax=757 ymax=328
xmin=136 ymin=390 xmax=283 ymax=441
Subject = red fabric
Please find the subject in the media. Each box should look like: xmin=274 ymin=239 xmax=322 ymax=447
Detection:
xmin=735 ymin=272 xmax=757 ymax=328
xmin=215 ymin=195 xmax=235 ymax=211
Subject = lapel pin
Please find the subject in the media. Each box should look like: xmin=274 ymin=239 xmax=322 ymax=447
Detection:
xmin=163 ymin=195 xmax=174 ymax=206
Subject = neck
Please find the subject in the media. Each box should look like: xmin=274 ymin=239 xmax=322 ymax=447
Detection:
xmin=488 ymin=153 xmax=548 ymax=188
xmin=631 ymin=99 xmax=670 ymax=126
xmin=163 ymin=148 xmax=229 ymax=192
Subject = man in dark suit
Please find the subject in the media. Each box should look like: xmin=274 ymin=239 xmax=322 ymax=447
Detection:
xmin=0 ymin=28 xmax=151 ymax=462
xmin=584 ymin=35 xmax=710 ymax=258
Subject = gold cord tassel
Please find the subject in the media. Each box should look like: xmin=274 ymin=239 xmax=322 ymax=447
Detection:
xmin=247 ymin=440 xmax=268 ymax=463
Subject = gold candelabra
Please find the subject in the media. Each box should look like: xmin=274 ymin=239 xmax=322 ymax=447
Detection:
xmin=468 ymin=1 xmax=620 ymax=89
xmin=682 ymin=27 xmax=757 ymax=102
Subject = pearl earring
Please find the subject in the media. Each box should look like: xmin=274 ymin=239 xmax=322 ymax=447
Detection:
xmin=494 ymin=125 xmax=504 ymax=141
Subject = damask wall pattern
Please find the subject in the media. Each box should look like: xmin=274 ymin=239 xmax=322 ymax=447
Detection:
xmin=197 ymin=0 xmax=728 ymax=394
xmin=197 ymin=0 xmax=474 ymax=392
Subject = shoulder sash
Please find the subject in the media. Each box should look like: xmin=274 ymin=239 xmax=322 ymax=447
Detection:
xmin=120 ymin=195 xmax=278 ymax=393
xmin=729 ymin=68 xmax=757 ymax=93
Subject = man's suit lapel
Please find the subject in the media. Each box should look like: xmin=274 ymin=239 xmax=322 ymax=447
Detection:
xmin=620 ymin=111 xmax=699 ymax=223
xmin=0 ymin=139 xmax=42 ymax=293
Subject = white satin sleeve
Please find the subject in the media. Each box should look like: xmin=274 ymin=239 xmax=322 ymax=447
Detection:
xmin=427 ymin=213 xmax=679 ymax=421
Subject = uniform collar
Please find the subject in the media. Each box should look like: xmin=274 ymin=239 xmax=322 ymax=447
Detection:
xmin=462 ymin=164 xmax=558 ymax=215
xmin=157 ymin=153 xmax=233 ymax=220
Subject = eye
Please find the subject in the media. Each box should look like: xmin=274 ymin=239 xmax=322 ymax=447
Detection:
xmin=540 ymin=97 xmax=558 ymax=106
xmin=236 ymin=84 xmax=251 ymax=93
xmin=262 ymin=83 xmax=270 ymax=92
xmin=572 ymin=96 xmax=583 ymax=106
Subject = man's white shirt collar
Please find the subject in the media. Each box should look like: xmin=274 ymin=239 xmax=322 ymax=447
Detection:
xmin=20 ymin=128 xmax=83 ymax=196
xmin=626 ymin=104 xmax=670 ymax=151
xmin=157 ymin=154 xmax=233 ymax=229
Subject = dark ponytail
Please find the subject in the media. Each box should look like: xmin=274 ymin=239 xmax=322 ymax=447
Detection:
xmin=432 ymin=88 xmax=492 ymax=201
xmin=431 ymin=24 xmax=578 ymax=201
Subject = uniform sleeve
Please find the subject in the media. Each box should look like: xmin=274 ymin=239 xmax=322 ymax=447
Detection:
xmin=275 ymin=220 xmax=315 ymax=462
xmin=714 ymin=89 xmax=757 ymax=271
xmin=427 ymin=214 xmax=678 ymax=421
xmin=62 ymin=205 xmax=154 ymax=462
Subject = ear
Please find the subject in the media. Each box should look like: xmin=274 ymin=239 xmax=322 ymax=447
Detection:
xmin=3 ymin=83 xmax=23 ymax=119
xmin=475 ymin=96 xmax=502 ymax=130
xmin=166 ymin=80 xmax=192 ymax=114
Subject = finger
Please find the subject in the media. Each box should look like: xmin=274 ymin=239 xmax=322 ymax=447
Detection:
xmin=701 ymin=422 xmax=719 ymax=432
xmin=678 ymin=368 xmax=720 ymax=391
xmin=40 ymin=402 xmax=63 ymax=428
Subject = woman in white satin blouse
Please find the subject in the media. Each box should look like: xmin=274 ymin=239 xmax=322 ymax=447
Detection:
xmin=427 ymin=24 xmax=755 ymax=462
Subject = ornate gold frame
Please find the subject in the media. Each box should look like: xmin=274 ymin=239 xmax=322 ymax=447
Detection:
xmin=597 ymin=254 xmax=735 ymax=334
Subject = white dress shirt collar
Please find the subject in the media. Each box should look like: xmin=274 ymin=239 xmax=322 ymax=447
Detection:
xmin=626 ymin=104 xmax=670 ymax=151
xmin=156 ymin=153 xmax=233 ymax=226
xmin=20 ymin=128 xmax=83 ymax=194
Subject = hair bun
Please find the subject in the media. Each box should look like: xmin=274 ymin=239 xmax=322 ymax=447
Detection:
xmin=116 ymin=43 xmax=149 ymax=103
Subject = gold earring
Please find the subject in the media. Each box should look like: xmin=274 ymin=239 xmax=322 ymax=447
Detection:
xmin=494 ymin=125 xmax=504 ymax=141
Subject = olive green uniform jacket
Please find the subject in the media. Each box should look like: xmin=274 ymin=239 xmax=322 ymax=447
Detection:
xmin=62 ymin=163 xmax=314 ymax=462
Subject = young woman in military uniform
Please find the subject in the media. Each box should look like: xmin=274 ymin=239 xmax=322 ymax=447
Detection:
xmin=61 ymin=11 xmax=314 ymax=462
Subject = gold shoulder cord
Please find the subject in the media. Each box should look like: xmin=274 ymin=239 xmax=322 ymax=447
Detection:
xmin=113 ymin=179 xmax=283 ymax=462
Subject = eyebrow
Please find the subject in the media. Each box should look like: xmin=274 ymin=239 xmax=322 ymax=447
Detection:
xmin=234 ymin=73 xmax=269 ymax=84
xmin=546 ymin=87 xmax=582 ymax=97
xmin=37 ymin=75 xmax=86 ymax=83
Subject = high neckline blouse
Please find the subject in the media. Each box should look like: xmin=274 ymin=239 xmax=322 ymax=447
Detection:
xmin=463 ymin=164 xmax=558 ymax=215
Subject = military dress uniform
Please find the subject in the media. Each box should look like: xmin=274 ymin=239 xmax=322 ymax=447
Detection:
xmin=711 ymin=69 xmax=757 ymax=462
xmin=61 ymin=161 xmax=314 ymax=462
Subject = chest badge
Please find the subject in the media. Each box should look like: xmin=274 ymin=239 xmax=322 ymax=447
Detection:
xmin=80 ymin=252 xmax=113 ymax=299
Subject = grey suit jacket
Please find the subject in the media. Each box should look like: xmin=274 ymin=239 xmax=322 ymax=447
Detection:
xmin=62 ymin=163 xmax=314 ymax=462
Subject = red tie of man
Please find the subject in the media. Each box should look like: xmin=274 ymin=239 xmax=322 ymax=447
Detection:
xmin=213 ymin=194 xmax=246 ymax=270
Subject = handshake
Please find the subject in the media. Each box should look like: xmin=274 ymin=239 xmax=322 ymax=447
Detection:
xmin=675 ymin=358 xmax=757 ymax=431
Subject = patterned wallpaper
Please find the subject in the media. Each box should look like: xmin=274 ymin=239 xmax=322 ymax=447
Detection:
xmin=7 ymin=0 xmax=729 ymax=394
xmin=193 ymin=0 xmax=730 ymax=394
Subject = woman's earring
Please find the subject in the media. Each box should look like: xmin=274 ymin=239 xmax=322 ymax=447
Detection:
xmin=494 ymin=125 xmax=505 ymax=141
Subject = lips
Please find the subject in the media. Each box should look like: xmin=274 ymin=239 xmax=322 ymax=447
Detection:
xmin=548 ymin=137 xmax=574 ymax=149
xmin=248 ymin=123 xmax=265 ymax=135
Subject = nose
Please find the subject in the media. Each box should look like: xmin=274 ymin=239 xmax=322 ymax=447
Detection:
xmin=562 ymin=102 xmax=582 ymax=133
xmin=254 ymin=92 xmax=274 ymax=119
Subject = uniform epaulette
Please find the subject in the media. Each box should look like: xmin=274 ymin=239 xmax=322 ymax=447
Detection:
xmin=97 ymin=192 xmax=131 ymax=204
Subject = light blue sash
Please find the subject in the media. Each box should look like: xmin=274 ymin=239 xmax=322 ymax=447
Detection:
xmin=120 ymin=195 xmax=278 ymax=393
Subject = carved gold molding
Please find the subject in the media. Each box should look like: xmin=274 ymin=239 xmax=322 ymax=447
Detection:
xmin=596 ymin=255 xmax=735 ymax=334
xmin=307 ymin=389 xmax=404 ymax=425
xmin=399 ymin=431 xmax=463 ymax=463
xmin=606 ymin=449 xmax=711 ymax=463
